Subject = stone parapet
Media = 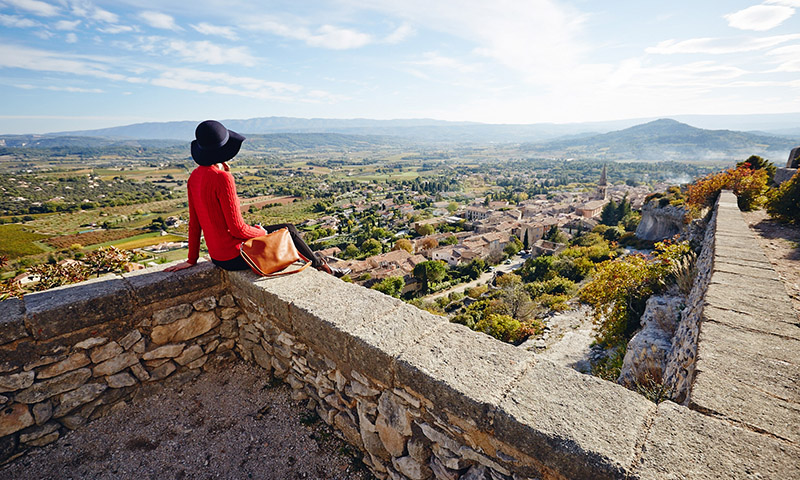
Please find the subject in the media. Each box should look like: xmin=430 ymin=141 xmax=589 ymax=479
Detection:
xmin=228 ymin=260 xmax=799 ymax=479
xmin=1 ymin=194 xmax=798 ymax=478
xmin=0 ymin=261 xmax=239 ymax=462
xmin=688 ymin=191 xmax=800 ymax=445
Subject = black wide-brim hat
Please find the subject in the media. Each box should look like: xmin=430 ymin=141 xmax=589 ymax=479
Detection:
xmin=190 ymin=120 xmax=245 ymax=166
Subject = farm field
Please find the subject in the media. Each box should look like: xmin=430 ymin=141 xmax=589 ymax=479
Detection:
xmin=0 ymin=224 xmax=51 ymax=258
xmin=99 ymin=232 xmax=186 ymax=250
xmin=46 ymin=229 xmax=141 ymax=249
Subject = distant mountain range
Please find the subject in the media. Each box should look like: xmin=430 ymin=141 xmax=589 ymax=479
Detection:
xmin=521 ymin=119 xmax=798 ymax=162
xmin=47 ymin=113 xmax=800 ymax=143
xmin=3 ymin=116 xmax=798 ymax=163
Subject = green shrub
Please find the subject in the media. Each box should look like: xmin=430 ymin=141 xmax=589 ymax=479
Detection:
xmin=767 ymin=171 xmax=800 ymax=224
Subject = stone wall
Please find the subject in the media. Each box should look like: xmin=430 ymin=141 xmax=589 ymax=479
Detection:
xmin=1 ymin=204 xmax=798 ymax=478
xmin=0 ymin=261 xmax=242 ymax=462
xmin=661 ymin=200 xmax=718 ymax=403
xmin=634 ymin=202 xmax=688 ymax=241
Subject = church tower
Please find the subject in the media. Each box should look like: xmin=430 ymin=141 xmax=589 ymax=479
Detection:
xmin=596 ymin=164 xmax=607 ymax=200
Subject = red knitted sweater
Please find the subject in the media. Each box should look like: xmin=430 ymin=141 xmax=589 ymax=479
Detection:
xmin=187 ymin=165 xmax=265 ymax=263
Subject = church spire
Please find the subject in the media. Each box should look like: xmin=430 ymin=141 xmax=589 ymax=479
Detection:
xmin=597 ymin=164 xmax=607 ymax=200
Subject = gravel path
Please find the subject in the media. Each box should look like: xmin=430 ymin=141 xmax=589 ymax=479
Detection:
xmin=1 ymin=360 xmax=373 ymax=480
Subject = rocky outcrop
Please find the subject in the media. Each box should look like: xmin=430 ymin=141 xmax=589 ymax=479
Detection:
xmin=618 ymin=295 xmax=684 ymax=389
xmin=634 ymin=202 xmax=688 ymax=241
xmin=776 ymin=146 xmax=799 ymax=184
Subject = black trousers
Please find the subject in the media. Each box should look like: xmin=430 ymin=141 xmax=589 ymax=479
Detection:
xmin=211 ymin=223 xmax=321 ymax=271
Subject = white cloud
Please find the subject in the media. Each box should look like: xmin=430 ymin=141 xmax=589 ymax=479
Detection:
xmin=0 ymin=13 xmax=39 ymax=27
xmin=245 ymin=18 xmax=373 ymax=49
xmin=191 ymin=22 xmax=238 ymax=40
xmin=724 ymin=5 xmax=795 ymax=31
xmin=139 ymin=11 xmax=181 ymax=31
xmin=767 ymin=43 xmax=800 ymax=71
xmin=306 ymin=25 xmax=372 ymax=49
xmin=647 ymin=34 xmax=800 ymax=54
xmin=384 ymin=23 xmax=414 ymax=44
xmin=99 ymin=24 xmax=135 ymax=34
xmin=4 ymin=0 xmax=59 ymax=17
xmin=766 ymin=0 xmax=800 ymax=7
xmin=70 ymin=1 xmax=119 ymax=23
xmin=55 ymin=19 xmax=81 ymax=31
xmin=342 ymin=0 xmax=587 ymax=85
xmin=409 ymin=52 xmax=481 ymax=73
xmin=15 ymin=84 xmax=103 ymax=93
xmin=0 ymin=43 xmax=145 ymax=83
xmin=65 ymin=32 xmax=77 ymax=43
xmin=165 ymin=40 xmax=257 ymax=66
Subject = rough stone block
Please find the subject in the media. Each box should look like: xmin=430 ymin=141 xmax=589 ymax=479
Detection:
xmin=495 ymin=359 xmax=654 ymax=480
xmin=0 ymin=371 xmax=35 ymax=393
xmin=106 ymin=372 xmax=136 ymax=388
xmin=123 ymin=260 xmax=222 ymax=306
xmin=152 ymin=304 xmax=194 ymax=326
xmin=92 ymin=352 xmax=138 ymax=377
xmin=90 ymin=341 xmax=124 ymax=364
xmin=53 ymin=383 xmax=107 ymax=417
xmin=397 ymin=322 xmax=534 ymax=426
xmin=0 ymin=403 xmax=34 ymax=436
xmin=151 ymin=311 xmax=219 ymax=345
xmin=142 ymin=343 xmax=185 ymax=361
xmin=74 ymin=337 xmax=108 ymax=350
xmin=0 ymin=297 xmax=27 ymax=346
xmin=148 ymin=361 xmax=176 ymax=381
xmin=23 ymin=276 xmax=135 ymax=340
xmin=19 ymin=421 xmax=59 ymax=443
xmin=37 ymin=353 xmax=90 ymax=380
xmin=348 ymin=303 xmax=446 ymax=386
xmin=118 ymin=329 xmax=142 ymax=350
xmin=14 ymin=368 xmax=92 ymax=404
xmin=635 ymin=401 xmax=800 ymax=479
xmin=174 ymin=345 xmax=204 ymax=366
xmin=192 ymin=296 xmax=217 ymax=312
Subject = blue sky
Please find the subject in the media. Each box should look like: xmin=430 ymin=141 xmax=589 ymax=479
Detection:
xmin=0 ymin=0 xmax=799 ymax=134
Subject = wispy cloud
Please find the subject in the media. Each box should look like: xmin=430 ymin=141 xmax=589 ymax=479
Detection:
xmin=139 ymin=11 xmax=181 ymax=31
xmin=647 ymin=34 xmax=800 ymax=54
xmin=409 ymin=52 xmax=481 ymax=73
xmin=245 ymin=18 xmax=373 ymax=50
xmin=191 ymin=22 xmax=238 ymax=40
xmin=724 ymin=4 xmax=795 ymax=31
xmin=113 ymin=36 xmax=257 ymax=66
xmin=15 ymin=84 xmax=103 ymax=93
xmin=65 ymin=32 xmax=77 ymax=43
xmin=70 ymin=1 xmax=119 ymax=23
xmin=4 ymin=0 xmax=59 ymax=17
xmin=98 ymin=24 xmax=135 ymax=34
xmin=165 ymin=40 xmax=257 ymax=66
xmin=384 ymin=23 xmax=414 ymax=44
xmin=767 ymin=43 xmax=800 ymax=71
xmin=55 ymin=19 xmax=81 ymax=31
xmin=0 ymin=13 xmax=39 ymax=27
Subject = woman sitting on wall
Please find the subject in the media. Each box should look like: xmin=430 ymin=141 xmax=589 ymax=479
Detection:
xmin=166 ymin=120 xmax=347 ymax=276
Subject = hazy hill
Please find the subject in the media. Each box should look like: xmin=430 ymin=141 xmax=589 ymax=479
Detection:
xmin=522 ymin=119 xmax=798 ymax=162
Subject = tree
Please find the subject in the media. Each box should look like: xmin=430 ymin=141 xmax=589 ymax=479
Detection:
xmin=600 ymin=199 xmax=619 ymax=226
xmin=343 ymin=243 xmax=359 ymax=259
xmin=461 ymin=258 xmax=486 ymax=280
xmin=503 ymin=236 xmax=523 ymax=256
xmin=393 ymin=238 xmax=413 ymax=253
xmin=447 ymin=202 xmax=459 ymax=214
xmin=416 ymin=223 xmax=435 ymax=236
xmin=360 ymin=238 xmax=382 ymax=257
xmin=737 ymin=155 xmax=776 ymax=184
xmin=418 ymin=237 xmax=439 ymax=251
xmin=371 ymin=276 xmax=405 ymax=298
xmin=767 ymin=171 xmax=800 ymax=223
xmin=413 ymin=260 xmax=447 ymax=293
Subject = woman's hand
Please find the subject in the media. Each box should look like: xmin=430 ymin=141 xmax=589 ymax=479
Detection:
xmin=164 ymin=261 xmax=195 ymax=272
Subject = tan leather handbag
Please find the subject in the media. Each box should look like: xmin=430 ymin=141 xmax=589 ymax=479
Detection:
xmin=240 ymin=228 xmax=311 ymax=276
